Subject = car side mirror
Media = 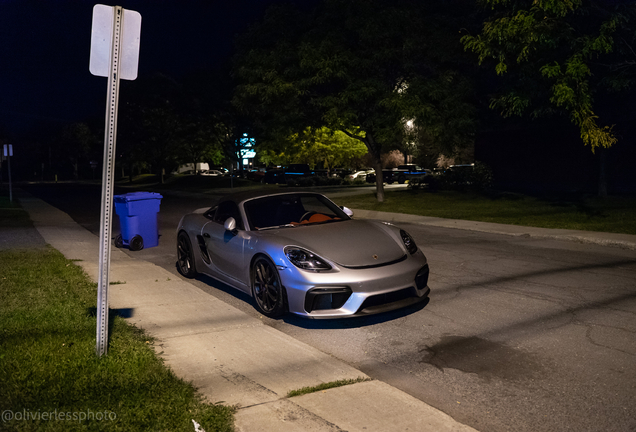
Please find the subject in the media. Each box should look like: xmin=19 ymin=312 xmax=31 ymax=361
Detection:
xmin=340 ymin=206 xmax=354 ymax=218
xmin=224 ymin=217 xmax=237 ymax=232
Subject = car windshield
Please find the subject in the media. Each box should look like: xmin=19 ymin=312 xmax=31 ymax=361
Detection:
xmin=244 ymin=194 xmax=349 ymax=230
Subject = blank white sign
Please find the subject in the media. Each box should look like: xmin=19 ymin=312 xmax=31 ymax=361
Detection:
xmin=89 ymin=4 xmax=141 ymax=80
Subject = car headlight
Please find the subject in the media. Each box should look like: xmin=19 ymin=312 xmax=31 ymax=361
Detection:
xmin=284 ymin=247 xmax=332 ymax=271
xmin=400 ymin=229 xmax=418 ymax=254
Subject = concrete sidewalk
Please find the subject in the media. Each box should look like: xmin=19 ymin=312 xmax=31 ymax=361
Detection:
xmin=18 ymin=192 xmax=478 ymax=431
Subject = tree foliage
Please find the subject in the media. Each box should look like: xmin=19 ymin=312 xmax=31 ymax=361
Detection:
xmin=462 ymin=0 xmax=636 ymax=152
xmin=53 ymin=122 xmax=98 ymax=180
xmin=118 ymin=74 xmax=224 ymax=182
xmin=234 ymin=0 xmax=478 ymax=201
xmin=258 ymin=127 xmax=368 ymax=169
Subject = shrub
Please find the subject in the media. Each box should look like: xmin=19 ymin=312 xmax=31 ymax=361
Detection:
xmin=344 ymin=178 xmax=367 ymax=186
xmin=314 ymin=176 xmax=331 ymax=186
xmin=298 ymin=177 xmax=316 ymax=187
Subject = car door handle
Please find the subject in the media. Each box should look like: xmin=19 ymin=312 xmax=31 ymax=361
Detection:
xmin=203 ymin=233 xmax=210 ymax=238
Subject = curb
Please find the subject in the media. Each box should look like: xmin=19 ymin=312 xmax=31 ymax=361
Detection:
xmin=350 ymin=209 xmax=636 ymax=251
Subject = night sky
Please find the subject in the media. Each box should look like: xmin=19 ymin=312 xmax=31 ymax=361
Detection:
xmin=0 ymin=0 xmax=317 ymax=137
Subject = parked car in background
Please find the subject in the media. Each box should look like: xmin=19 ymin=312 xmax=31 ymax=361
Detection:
xmin=394 ymin=165 xmax=433 ymax=184
xmin=346 ymin=169 xmax=374 ymax=181
xmin=330 ymin=168 xmax=353 ymax=178
xmin=176 ymin=190 xmax=430 ymax=318
xmin=200 ymin=169 xmax=225 ymax=176
xmin=246 ymin=169 xmax=266 ymax=182
xmin=173 ymin=163 xmax=210 ymax=175
xmin=263 ymin=164 xmax=315 ymax=184
xmin=366 ymin=165 xmax=432 ymax=184
xmin=448 ymin=163 xmax=475 ymax=172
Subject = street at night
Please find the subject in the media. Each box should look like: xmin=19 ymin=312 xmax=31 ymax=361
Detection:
xmin=22 ymin=182 xmax=636 ymax=432
xmin=4 ymin=1 xmax=636 ymax=428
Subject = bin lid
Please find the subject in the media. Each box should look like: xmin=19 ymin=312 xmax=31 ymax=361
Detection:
xmin=114 ymin=192 xmax=163 ymax=202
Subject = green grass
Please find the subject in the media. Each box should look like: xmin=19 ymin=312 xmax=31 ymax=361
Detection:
xmin=286 ymin=377 xmax=372 ymax=398
xmin=0 ymin=195 xmax=30 ymax=228
xmin=0 ymin=248 xmax=234 ymax=431
xmin=339 ymin=189 xmax=636 ymax=235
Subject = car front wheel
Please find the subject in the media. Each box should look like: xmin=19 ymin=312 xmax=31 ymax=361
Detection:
xmin=252 ymin=256 xmax=286 ymax=318
xmin=177 ymin=232 xmax=197 ymax=278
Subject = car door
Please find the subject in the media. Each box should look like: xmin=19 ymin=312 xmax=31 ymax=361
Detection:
xmin=201 ymin=200 xmax=247 ymax=288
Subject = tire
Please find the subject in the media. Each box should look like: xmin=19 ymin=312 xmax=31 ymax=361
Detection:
xmin=114 ymin=234 xmax=123 ymax=248
xmin=251 ymin=256 xmax=286 ymax=318
xmin=398 ymin=175 xmax=406 ymax=184
xmin=176 ymin=231 xmax=197 ymax=278
xmin=129 ymin=235 xmax=144 ymax=251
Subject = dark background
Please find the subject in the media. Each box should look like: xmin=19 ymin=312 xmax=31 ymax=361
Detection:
xmin=0 ymin=0 xmax=318 ymax=136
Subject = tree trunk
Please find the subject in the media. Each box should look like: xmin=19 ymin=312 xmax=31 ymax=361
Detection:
xmin=374 ymin=161 xmax=384 ymax=203
xmin=366 ymin=134 xmax=384 ymax=203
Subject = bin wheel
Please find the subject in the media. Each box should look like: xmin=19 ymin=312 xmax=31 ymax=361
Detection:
xmin=114 ymin=234 xmax=124 ymax=248
xmin=129 ymin=235 xmax=144 ymax=251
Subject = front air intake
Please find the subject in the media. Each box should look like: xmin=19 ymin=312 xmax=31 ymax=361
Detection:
xmin=304 ymin=287 xmax=352 ymax=313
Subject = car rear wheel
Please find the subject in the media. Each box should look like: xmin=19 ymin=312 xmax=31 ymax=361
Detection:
xmin=252 ymin=256 xmax=286 ymax=318
xmin=177 ymin=232 xmax=197 ymax=278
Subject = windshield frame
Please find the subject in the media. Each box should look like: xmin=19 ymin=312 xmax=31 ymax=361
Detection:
xmin=242 ymin=193 xmax=350 ymax=231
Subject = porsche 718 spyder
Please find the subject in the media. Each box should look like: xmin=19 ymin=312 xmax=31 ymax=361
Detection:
xmin=176 ymin=190 xmax=430 ymax=318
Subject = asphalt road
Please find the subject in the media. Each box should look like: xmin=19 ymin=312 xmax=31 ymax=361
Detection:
xmin=23 ymin=182 xmax=636 ymax=432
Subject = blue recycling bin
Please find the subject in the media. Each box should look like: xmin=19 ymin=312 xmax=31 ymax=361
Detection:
xmin=114 ymin=192 xmax=163 ymax=251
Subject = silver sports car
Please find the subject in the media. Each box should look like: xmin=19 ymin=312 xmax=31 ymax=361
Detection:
xmin=176 ymin=190 xmax=430 ymax=318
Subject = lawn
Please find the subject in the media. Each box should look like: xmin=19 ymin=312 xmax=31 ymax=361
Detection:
xmin=0 ymin=195 xmax=28 ymax=228
xmin=0 ymin=197 xmax=234 ymax=431
xmin=339 ymin=189 xmax=636 ymax=235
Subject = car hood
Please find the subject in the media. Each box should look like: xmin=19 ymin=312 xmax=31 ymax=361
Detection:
xmin=266 ymin=219 xmax=406 ymax=267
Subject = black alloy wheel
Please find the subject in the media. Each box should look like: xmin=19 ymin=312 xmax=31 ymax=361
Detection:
xmin=252 ymin=256 xmax=286 ymax=317
xmin=177 ymin=232 xmax=197 ymax=278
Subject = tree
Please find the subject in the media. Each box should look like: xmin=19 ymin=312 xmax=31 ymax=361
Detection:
xmin=258 ymin=127 xmax=368 ymax=169
xmin=119 ymin=74 xmax=226 ymax=182
xmin=462 ymin=0 xmax=636 ymax=153
xmin=54 ymin=122 xmax=98 ymax=180
xmin=176 ymin=116 xmax=224 ymax=172
xmin=234 ymin=0 xmax=478 ymax=201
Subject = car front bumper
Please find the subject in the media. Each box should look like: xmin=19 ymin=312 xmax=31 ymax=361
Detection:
xmin=279 ymin=250 xmax=430 ymax=318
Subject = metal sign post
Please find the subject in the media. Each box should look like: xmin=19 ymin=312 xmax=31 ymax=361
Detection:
xmin=3 ymin=144 xmax=12 ymax=202
xmin=90 ymin=4 xmax=141 ymax=357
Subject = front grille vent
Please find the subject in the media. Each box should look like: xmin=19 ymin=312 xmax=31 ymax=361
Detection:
xmin=338 ymin=254 xmax=407 ymax=270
